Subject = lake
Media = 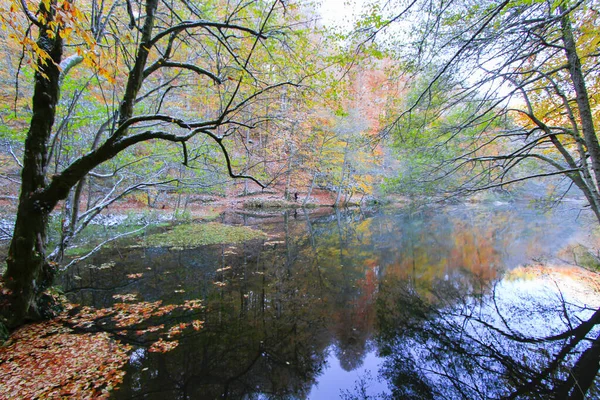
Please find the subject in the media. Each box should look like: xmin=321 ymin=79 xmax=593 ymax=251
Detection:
xmin=61 ymin=202 xmax=600 ymax=399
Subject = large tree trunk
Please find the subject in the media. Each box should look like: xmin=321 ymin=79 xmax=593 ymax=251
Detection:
xmin=1 ymin=0 xmax=162 ymax=331
xmin=3 ymin=210 xmax=57 ymax=328
xmin=2 ymin=1 xmax=63 ymax=329
xmin=561 ymin=13 xmax=600 ymax=193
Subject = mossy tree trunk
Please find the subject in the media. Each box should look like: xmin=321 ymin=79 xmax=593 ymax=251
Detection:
xmin=2 ymin=0 xmax=63 ymax=329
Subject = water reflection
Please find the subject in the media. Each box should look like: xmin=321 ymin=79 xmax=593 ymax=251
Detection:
xmin=60 ymin=203 xmax=599 ymax=399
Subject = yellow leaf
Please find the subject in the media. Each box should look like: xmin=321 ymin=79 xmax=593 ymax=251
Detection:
xmin=59 ymin=27 xmax=72 ymax=39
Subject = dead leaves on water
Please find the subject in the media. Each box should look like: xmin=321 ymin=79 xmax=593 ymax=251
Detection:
xmin=149 ymin=337 xmax=179 ymax=353
xmin=0 ymin=320 xmax=130 ymax=399
xmin=0 ymin=298 xmax=205 ymax=399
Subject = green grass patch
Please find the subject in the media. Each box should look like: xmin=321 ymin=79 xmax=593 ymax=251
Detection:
xmin=571 ymin=245 xmax=600 ymax=271
xmin=144 ymin=222 xmax=267 ymax=248
xmin=63 ymin=222 xmax=171 ymax=257
xmin=194 ymin=209 xmax=221 ymax=222
xmin=64 ymin=245 xmax=96 ymax=258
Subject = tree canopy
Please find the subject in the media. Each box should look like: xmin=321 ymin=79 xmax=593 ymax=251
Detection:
xmin=374 ymin=0 xmax=600 ymax=216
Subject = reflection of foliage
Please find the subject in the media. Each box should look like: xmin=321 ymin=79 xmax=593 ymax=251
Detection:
xmin=66 ymin=213 xmax=334 ymax=398
xmin=52 ymin=206 xmax=596 ymax=397
xmin=144 ymin=222 xmax=267 ymax=248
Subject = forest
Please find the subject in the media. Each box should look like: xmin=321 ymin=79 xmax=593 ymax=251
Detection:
xmin=0 ymin=0 xmax=599 ymax=398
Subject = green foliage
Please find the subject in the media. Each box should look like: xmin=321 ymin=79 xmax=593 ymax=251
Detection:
xmin=173 ymin=209 xmax=193 ymax=222
xmin=571 ymin=244 xmax=600 ymax=271
xmin=374 ymin=0 xmax=600 ymax=213
xmin=144 ymin=222 xmax=267 ymax=248
xmin=383 ymin=67 xmax=520 ymax=198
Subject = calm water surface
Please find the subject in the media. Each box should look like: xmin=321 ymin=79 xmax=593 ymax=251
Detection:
xmin=61 ymin=203 xmax=600 ymax=399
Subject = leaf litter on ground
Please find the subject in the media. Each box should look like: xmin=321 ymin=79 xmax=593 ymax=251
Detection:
xmin=0 ymin=294 xmax=206 ymax=399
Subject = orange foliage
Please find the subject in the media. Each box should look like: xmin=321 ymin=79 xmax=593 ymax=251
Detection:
xmin=383 ymin=218 xmax=499 ymax=291
xmin=0 ymin=320 xmax=130 ymax=399
xmin=148 ymin=338 xmax=179 ymax=353
xmin=0 ymin=291 xmax=206 ymax=398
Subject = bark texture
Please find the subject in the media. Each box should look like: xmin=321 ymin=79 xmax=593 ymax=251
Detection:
xmin=561 ymin=13 xmax=600 ymax=192
xmin=2 ymin=2 xmax=63 ymax=328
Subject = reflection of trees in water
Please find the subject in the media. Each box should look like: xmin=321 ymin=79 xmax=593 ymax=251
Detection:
xmin=332 ymin=305 xmax=373 ymax=372
xmin=376 ymin=274 xmax=600 ymax=399
xmin=110 ymin=239 xmax=332 ymax=399
xmin=60 ymin=205 xmax=597 ymax=398
xmin=102 ymin=209 xmax=382 ymax=399
xmin=329 ymin=209 xmax=378 ymax=372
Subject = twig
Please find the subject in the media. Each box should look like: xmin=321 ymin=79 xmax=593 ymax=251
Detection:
xmin=60 ymin=224 xmax=149 ymax=271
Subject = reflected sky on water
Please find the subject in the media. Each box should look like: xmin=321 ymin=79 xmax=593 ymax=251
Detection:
xmin=61 ymin=202 xmax=600 ymax=399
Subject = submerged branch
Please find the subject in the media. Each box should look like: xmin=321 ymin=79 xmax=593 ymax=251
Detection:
xmin=60 ymin=224 xmax=149 ymax=271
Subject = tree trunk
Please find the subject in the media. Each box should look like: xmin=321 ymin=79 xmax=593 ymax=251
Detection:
xmin=55 ymin=117 xmax=112 ymax=261
xmin=345 ymin=189 xmax=354 ymax=207
xmin=243 ymin=127 xmax=250 ymax=195
xmin=2 ymin=0 xmax=63 ymax=329
xmin=54 ymin=176 xmax=86 ymax=263
xmin=284 ymin=148 xmax=293 ymax=201
xmin=334 ymin=142 xmax=350 ymax=207
xmin=2 ymin=0 xmax=161 ymax=329
xmin=553 ymin=331 xmax=600 ymax=399
xmin=284 ymin=125 xmax=297 ymax=201
xmin=561 ymin=13 xmax=600 ymax=193
xmin=3 ymin=209 xmax=57 ymax=328
xmin=303 ymin=171 xmax=318 ymax=206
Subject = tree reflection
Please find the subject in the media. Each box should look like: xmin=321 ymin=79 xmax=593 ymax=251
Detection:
xmin=112 ymin=240 xmax=331 ymax=399
xmin=59 ymin=204 xmax=598 ymax=399
xmin=376 ymin=272 xmax=600 ymax=399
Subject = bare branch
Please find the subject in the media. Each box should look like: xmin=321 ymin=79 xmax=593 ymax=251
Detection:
xmin=460 ymin=169 xmax=581 ymax=193
xmin=8 ymin=144 xmax=23 ymax=168
xmin=60 ymin=224 xmax=149 ymax=271
xmin=19 ymin=0 xmax=41 ymax=27
xmin=143 ymin=60 xmax=222 ymax=84
xmin=149 ymin=20 xmax=268 ymax=47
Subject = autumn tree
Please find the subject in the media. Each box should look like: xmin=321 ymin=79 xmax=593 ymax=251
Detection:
xmin=0 ymin=0 xmax=313 ymax=331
